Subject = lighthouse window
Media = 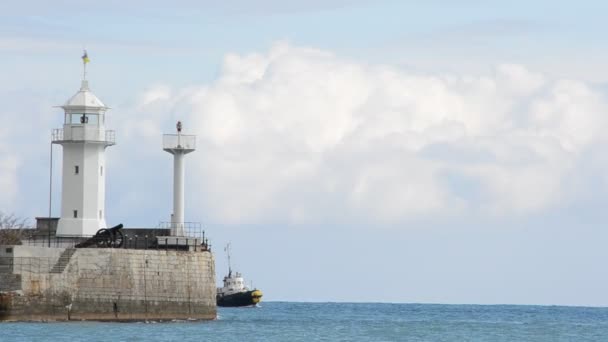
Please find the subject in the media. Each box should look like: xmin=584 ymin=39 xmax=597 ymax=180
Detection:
xmin=87 ymin=115 xmax=99 ymax=125
xmin=100 ymin=166 xmax=103 ymax=176
xmin=99 ymin=210 xmax=102 ymax=219
xmin=74 ymin=165 xmax=79 ymax=174
xmin=71 ymin=115 xmax=83 ymax=124
xmin=73 ymin=210 xmax=78 ymax=218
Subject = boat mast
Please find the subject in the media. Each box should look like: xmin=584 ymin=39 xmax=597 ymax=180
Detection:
xmin=225 ymin=243 xmax=232 ymax=276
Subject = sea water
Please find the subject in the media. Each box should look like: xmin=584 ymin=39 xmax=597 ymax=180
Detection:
xmin=2 ymin=302 xmax=607 ymax=341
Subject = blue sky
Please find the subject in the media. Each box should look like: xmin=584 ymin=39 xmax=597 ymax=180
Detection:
xmin=2 ymin=0 xmax=608 ymax=305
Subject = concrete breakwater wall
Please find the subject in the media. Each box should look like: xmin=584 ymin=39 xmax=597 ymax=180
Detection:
xmin=0 ymin=245 xmax=216 ymax=321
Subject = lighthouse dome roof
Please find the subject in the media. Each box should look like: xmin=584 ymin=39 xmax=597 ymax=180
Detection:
xmin=62 ymin=80 xmax=107 ymax=110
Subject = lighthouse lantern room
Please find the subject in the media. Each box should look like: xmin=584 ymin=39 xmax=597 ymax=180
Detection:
xmin=52 ymin=51 xmax=116 ymax=237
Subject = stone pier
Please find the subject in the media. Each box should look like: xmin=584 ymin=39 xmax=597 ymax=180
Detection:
xmin=0 ymin=245 xmax=216 ymax=321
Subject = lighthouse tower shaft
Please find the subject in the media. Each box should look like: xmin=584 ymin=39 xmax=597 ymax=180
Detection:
xmin=52 ymin=80 xmax=115 ymax=236
xmin=163 ymin=126 xmax=195 ymax=236
xmin=173 ymin=152 xmax=186 ymax=228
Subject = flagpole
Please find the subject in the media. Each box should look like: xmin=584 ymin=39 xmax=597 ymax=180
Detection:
xmin=82 ymin=49 xmax=88 ymax=80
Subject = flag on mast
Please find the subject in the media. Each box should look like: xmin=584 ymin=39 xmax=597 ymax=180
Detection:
xmin=82 ymin=50 xmax=90 ymax=64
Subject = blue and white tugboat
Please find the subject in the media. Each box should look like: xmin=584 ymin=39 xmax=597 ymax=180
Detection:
xmin=216 ymin=244 xmax=263 ymax=307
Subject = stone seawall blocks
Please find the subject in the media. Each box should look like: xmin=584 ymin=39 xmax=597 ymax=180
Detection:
xmin=0 ymin=246 xmax=216 ymax=321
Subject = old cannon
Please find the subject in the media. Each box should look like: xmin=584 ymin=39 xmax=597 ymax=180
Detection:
xmin=75 ymin=224 xmax=124 ymax=248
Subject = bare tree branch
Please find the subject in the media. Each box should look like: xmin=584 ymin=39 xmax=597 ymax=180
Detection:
xmin=0 ymin=212 xmax=30 ymax=245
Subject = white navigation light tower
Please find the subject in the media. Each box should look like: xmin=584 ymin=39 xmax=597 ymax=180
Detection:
xmin=163 ymin=121 xmax=196 ymax=236
xmin=52 ymin=51 xmax=116 ymax=236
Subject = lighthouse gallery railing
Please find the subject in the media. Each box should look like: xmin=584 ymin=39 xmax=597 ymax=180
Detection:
xmin=52 ymin=128 xmax=115 ymax=145
xmin=163 ymin=134 xmax=196 ymax=150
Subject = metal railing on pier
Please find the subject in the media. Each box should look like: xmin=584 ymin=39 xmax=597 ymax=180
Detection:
xmin=156 ymin=222 xmax=206 ymax=239
xmin=16 ymin=228 xmax=210 ymax=252
xmin=19 ymin=235 xmax=90 ymax=248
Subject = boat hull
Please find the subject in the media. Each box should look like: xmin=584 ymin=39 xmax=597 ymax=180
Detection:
xmin=217 ymin=290 xmax=262 ymax=307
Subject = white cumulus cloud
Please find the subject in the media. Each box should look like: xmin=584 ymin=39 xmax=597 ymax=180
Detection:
xmin=124 ymin=43 xmax=608 ymax=225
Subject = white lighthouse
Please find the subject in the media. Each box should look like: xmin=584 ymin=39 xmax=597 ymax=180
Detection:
xmin=163 ymin=121 xmax=196 ymax=236
xmin=52 ymin=52 xmax=115 ymax=237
